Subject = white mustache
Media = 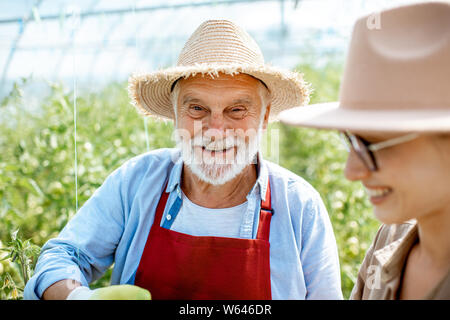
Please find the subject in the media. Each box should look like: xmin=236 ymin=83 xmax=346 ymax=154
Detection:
xmin=192 ymin=135 xmax=239 ymax=151
xmin=176 ymin=128 xmax=263 ymax=186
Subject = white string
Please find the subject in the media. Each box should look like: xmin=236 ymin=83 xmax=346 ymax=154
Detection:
xmin=65 ymin=2 xmax=82 ymax=275
xmin=71 ymin=8 xmax=78 ymax=213
xmin=132 ymin=0 xmax=150 ymax=153
xmin=144 ymin=117 xmax=150 ymax=152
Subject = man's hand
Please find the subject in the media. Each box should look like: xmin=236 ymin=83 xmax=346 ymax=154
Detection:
xmin=67 ymin=284 xmax=151 ymax=300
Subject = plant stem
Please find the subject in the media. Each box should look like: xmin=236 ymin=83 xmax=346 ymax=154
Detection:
xmin=19 ymin=253 xmax=28 ymax=285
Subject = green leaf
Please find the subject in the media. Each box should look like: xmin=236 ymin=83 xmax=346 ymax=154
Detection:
xmin=28 ymin=178 xmax=44 ymax=198
xmin=11 ymin=229 xmax=18 ymax=241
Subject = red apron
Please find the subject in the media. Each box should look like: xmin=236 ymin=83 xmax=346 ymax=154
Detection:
xmin=134 ymin=180 xmax=273 ymax=300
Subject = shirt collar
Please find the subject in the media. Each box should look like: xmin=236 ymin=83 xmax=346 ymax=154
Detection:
xmin=165 ymin=149 xmax=269 ymax=201
xmin=373 ymin=220 xmax=419 ymax=283
xmin=166 ymin=151 xmax=183 ymax=193
xmin=252 ymin=151 xmax=269 ymax=201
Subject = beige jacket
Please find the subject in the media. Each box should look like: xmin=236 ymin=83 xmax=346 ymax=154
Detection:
xmin=350 ymin=221 xmax=450 ymax=300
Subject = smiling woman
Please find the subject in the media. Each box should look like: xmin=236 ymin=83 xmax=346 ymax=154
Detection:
xmin=344 ymin=134 xmax=450 ymax=225
xmin=279 ymin=2 xmax=450 ymax=300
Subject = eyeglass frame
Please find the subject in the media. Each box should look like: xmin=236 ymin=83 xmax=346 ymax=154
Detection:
xmin=341 ymin=131 xmax=420 ymax=171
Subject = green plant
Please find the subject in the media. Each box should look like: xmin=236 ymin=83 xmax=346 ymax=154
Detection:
xmin=0 ymin=230 xmax=40 ymax=299
xmin=282 ymin=53 xmax=380 ymax=297
xmin=0 ymin=78 xmax=174 ymax=299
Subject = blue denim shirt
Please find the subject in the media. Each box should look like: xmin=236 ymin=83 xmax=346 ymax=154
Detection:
xmin=24 ymin=148 xmax=343 ymax=300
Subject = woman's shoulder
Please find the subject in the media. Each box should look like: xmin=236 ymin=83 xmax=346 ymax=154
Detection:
xmin=361 ymin=220 xmax=418 ymax=269
xmin=372 ymin=221 xmax=418 ymax=250
xmin=350 ymin=220 xmax=418 ymax=299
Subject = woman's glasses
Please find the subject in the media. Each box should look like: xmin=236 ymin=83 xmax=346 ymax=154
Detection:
xmin=341 ymin=132 xmax=420 ymax=171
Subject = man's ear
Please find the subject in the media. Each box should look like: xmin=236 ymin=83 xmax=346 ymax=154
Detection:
xmin=262 ymin=104 xmax=271 ymax=130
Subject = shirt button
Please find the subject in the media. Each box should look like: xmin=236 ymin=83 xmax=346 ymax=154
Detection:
xmin=166 ymin=214 xmax=172 ymax=221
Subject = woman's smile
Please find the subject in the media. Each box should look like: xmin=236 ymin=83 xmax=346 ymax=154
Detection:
xmin=363 ymin=185 xmax=393 ymax=205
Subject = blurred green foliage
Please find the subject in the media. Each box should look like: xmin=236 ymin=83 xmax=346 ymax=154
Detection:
xmin=0 ymin=55 xmax=379 ymax=300
xmin=279 ymin=55 xmax=380 ymax=296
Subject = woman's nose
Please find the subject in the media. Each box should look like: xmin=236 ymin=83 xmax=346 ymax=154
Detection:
xmin=344 ymin=149 xmax=372 ymax=181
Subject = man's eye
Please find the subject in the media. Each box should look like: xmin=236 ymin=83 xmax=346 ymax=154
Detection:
xmin=188 ymin=105 xmax=206 ymax=118
xmin=189 ymin=105 xmax=205 ymax=112
xmin=229 ymin=107 xmax=246 ymax=114
xmin=227 ymin=107 xmax=247 ymax=119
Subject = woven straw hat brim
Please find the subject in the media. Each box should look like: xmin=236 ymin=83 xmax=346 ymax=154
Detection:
xmin=128 ymin=63 xmax=311 ymax=121
xmin=280 ymin=102 xmax=450 ymax=133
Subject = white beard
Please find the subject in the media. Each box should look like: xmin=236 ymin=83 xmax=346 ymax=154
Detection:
xmin=175 ymin=127 xmax=262 ymax=186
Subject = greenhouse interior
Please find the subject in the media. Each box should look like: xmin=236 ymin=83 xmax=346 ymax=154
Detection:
xmin=0 ymin=0 xmax=424 ymax=97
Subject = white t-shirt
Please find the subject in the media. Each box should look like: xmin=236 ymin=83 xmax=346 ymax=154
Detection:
xmin=170 ymin=191 xmax=248 ymax=238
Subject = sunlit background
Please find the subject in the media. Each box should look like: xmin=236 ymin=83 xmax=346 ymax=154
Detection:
xmin=0 ymin=0 xmax=427 ymax=98
xmin=0 ymin=0 xmax=434 ymax=300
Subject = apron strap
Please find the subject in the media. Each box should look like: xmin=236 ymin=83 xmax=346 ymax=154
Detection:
xmin=154 ymin=182 xmax=170 ymax=224
xmin=260 ymin=179 xmax=272 ymax=211
xmin=256 ymin=179 xmax=273 ymax=241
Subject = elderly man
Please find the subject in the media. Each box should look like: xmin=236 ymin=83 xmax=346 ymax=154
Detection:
xmin=24 ymin=20 xmax=342 ymax=300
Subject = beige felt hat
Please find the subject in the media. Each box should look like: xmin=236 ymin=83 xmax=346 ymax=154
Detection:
xmin=128 ymin=19 xmax=310 ymax=120
xmin=279 ymin=1 xmax=450 ymax=133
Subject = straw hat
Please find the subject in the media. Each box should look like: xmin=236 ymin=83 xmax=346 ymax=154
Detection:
xmin=279 ymin=2 xmax=450 ymax=133
xmin=128 ymin=19 xmax=310 ymax=120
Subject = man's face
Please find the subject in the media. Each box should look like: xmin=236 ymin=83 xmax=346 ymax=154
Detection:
xmin=173 ymin=72 xmax=270 ymax=185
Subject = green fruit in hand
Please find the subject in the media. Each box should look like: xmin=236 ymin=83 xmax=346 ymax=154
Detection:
xmin=90 ymin=285 xmax=151 ymax=300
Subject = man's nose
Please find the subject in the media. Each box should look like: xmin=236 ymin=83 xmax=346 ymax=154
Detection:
xmin=344 ymin=149 xmax=371 ymax=181
xmin=204 ymin=111 xmax=227 ymax=140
